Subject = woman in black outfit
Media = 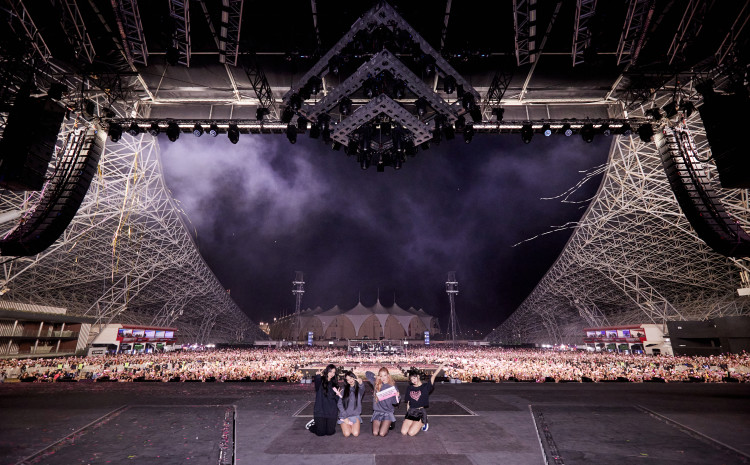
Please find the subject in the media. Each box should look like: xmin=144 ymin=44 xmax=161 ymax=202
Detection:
xmin=306 ymin=363 xmax=339 ymax=436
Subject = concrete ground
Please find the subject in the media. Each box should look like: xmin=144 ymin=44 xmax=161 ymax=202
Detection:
xmin=1 ymin=381 xmax=749 ymax=465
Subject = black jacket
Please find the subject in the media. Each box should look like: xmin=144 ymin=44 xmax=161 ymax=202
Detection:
xmin=313 ymin=374 xmax=339 ymax=418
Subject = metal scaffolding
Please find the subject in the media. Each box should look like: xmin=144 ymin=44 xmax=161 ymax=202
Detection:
xmin=487 ymin=106 xmax=750 ymax=345
xmin=0 ymin=119 xmax=262 ymax=344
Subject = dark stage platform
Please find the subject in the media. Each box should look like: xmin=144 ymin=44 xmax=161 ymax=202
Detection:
xmin=1 ymin=382 xmax=749 ymax=465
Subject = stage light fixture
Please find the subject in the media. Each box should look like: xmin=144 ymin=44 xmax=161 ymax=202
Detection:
xmin=463 ymin=123 xmax=474 ymax=143
xmin=127 ymin=122 xmax=142 ymax=137
xmin=521 ymin=124 xmax=533 ymax=144
xmin=461 ymin=93 xmax=475 ymax=111
xmin=193 ymin=123 xmax=204 ymax=137
xmin=492 ymin=108 xmax=504 ymax=121
xmin=679 ymin=101 xmax=695 ymax=117
xmin=281 ymin=106 xmax=295 ymax=124
xmin=256 ymin=107 xmax=270 ymax=121
xmin=322 ymin=128 xmax=332 ymax=144
xmin=286 ymin=123 xmax=297 ymax=144
xmin=443 ymin=124 xmax=455 ymax=140
xmin=470 ymin=107 xmax=483 ymax=123
xmin=581 ymin=123 xmax=595 ymax=143
xmin=307 ymin=76 xmax=322 ymax=95
xmin=645 ymin=108 xmax=662 ymax=120
xmin=332 ymin=141 xmax=342 ymax=151
xmin=227 ymin=124 xmax=240 ymax=144
xmin=339 ymin=97 xmax=352 ymax=116
xmin=542 ymin=123 xmax=552 ymax=136
xmin=167 ymin=122 xmax=180 ymax=142
xmin=662 ymin=101 xmax=678 ymax=118
xmin=432 ymin=128 xmax=441 ymax=145
xmin=148 ymin=122 xmax=160 ymax=137
xmin=363 ymin=78 xmax=375 ymax=99
xmin=209 ymin=123 xmax=219 ymax=137
xmin=443 ymin=76 xmax=456 ymax=94
xmin=415 ymin=97 xmax=428 ymax=117
xmin=637 ymin=123 xmax=654 ymax=143
xmin=47 ymin=82 xmax=67 ymax=100
xmin=297 ymin=117 xmax=308 ymax=132
xmin=108 ymin=122 xmax=122 ymax=143
xmin=289 ymin=93 xmax=302 ymax=111
xmin=619 ymin=123 xmax=632 ymax=136
xmin=562 ymin=123 xmax=572 ymax=137
xmin=454 ymin=115 xmax=466 ymax=131
xmin=309 ymin=123 xmax=320 ymax=139
xmin=393 ymin=80 xmax=406 ymax=99
xmin=394 ymin=158 xmax=403 ymax=170
xmin=600 ymin=124 xmax=611 ymax=136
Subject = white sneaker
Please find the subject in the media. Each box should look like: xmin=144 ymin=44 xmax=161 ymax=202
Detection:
xmin=421 ymin=423 xmax=429 ymax=432
xmin=305 ymin=419 xmax=315 ymax=430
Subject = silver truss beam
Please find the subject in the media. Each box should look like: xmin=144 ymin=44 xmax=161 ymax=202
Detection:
xmin=219 ymin=0 xmax=243 ymax=66
xmin=572 ymin=0 xmax=597 ymax=67
xmin=301 ymin=49 xmax=459 ymax=122
xmin=666 ymin=0 xmax=712 ymax=66
xmin=0 ymin=119 xmax=262 ymax=344
xmin=6 ymin=0 xmax=51 ymax=62
xmin=715 ymin=1 xmax=750 ymax=67
xmin=59 ymin=0 xmax=96 ymax=64
xmin=282 ymin=2 xmax=480 ymax=105
xmin=112 ymin=0 xmax=149 ymax=66
xmin=512 ymin=0 xmax=536 ymax=66
xmin=168 ymin=0 xmax=191 ymax=67
xmin=615 ymin=0 xmax=653 ymax=67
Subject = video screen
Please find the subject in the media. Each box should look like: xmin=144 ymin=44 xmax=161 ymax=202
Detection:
xmin=155 ymin=331 xmax=165 ymax=338
xmin=144 ymin=330 xmax=155 ymax=338
xmin=165 ymin=331 xmax=174 ymax=338
xmin=132 ymin=329 xmax=145 ymax=337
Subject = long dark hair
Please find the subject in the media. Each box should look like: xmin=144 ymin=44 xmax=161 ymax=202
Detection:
xmin=341 ymin=370 xmax=359 ymax=410
xmin=321 ymin=364 xmax=338 ymax=393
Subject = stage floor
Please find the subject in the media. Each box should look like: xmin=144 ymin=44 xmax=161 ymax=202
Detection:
xmin=1 ymin=381 xmax=749 ymax=465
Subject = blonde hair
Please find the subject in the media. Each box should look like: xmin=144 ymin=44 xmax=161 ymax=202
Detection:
xmin=374 ymin=367 xmax=393 ymax=397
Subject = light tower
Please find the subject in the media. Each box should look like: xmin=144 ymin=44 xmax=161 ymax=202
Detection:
xmin=292 ymin=271 xmax=305 ymax=340
xmin=445 ymin=271 xmax=460 ymax=347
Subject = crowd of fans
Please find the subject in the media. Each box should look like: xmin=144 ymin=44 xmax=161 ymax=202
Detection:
xmin=0 ymin=346 xmax=748 ymax=384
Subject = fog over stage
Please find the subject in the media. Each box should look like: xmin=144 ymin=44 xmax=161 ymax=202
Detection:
xmin=2 ymin=382 xmax=749 ymax=465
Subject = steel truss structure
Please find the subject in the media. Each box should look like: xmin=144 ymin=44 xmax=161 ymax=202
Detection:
xmin=0 ymin=118 xmax=262 ymax=344
xmin=487 ymin=103 xmax=750 ymax=345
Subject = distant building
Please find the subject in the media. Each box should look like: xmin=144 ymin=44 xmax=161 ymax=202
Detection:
xmin=583 ymin=324 xmax=673 ymax=355
xmin=258 ymin=322 xmax=270 ymax=335
xmin=270 ymin=299 xmax=439 ymax=341
xmin=0 ymin=302 xmax=95 ymax=358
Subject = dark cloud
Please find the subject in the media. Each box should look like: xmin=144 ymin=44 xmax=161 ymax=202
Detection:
xmin=160 ymin=131 xmax=609 ymax=334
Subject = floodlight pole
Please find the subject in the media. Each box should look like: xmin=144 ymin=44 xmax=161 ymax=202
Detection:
xmin=292 ymin=271 xmax=304 ymax=341
xmin=446 ymin=271 xmax=459 ymax=348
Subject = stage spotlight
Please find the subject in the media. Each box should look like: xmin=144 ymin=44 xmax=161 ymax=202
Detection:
xmin=393 ymin=80 xmax=406 ymax=99
xmin=289 ymin=93 xmax=302 ymax=111
xmin=148 ymin=122 xmax=160 ymax=137
xmin=227 ymin=124 xmax=240 ymax=144
xmin=322 ymin=128 xmax=332 ymax=144
xmin=339 ymin=97 xmax=352 ymax=116
xmin=193 ymin=123 xmax=204 ymax=137
xmin=637 ymin=123 xmax=654 ymax=143
xmin=461 ymin=93 xmax=475 ymax=111
xmin=521 ymin=124 xmax=533 ymax=144
xmin=443 ymin=75 xmax=456 ymax=94
xmin=454 ymin=115 xmax=466 ymax=131
xmin=662 ymin=101 xmax=678 ymax=118
xmin=415 ymin=97 xmax=428 ymax=117
xmin=394 ymin=158 xmax=403 ymax=170
xmin=309 ymin=123 xmax=320 ymax=139
xmin=286 ymin=123 xmax=297 ymax=144
xmin=463 ymin=123 xmax=474 ymax=143
xmin=645 ymin=108 xmax=662 ymax=120
xmin=581 ymin=123 xmax=595 ymax=143
xmin=679 ymin=101 xmax=695 ymax=117
xmin=332 ymin=141 xmax=342 ymax=151
xmin=209 ymin=123 xmax=219 ymax=137
xmin=281 ymin=106 xmax=295 ymax=124
xmin=47 ymin=82 xmax=67 ymax=100
xmin=600 ymin=123 xmax=611 ymax=136
xmin=167 ymin=122 xmax=180 ymax=142
xmin=307 ymin=76 xmax=322 ymax=95
xmin=542 ymin=123 xmax=552 ymax=136
xmin=359 ymin=154 xmax=370 ymax=170
xmin=619 ymin=123 xmax=632 ymax=136
xmin=256 ymin=107 xmax=270 ymax=121
xmin=108 ymin=122 xmax=122 ymax=143
xmin=470 ymin=107 xmax=483 ymax=123
xmin=562 ymin=123 xmax=572 ymax=137
xmin=363 ymin=78 xmax=375 ymax=99
xmin=443 ymin=124 xmax=455 ymax=140
xmin=492 ymin=107 xmax=504 ymax=121
xmin=127 ymin=122 xmax=142 ymax=137
xmin=297 ymin=116 xmax=308 ymax=132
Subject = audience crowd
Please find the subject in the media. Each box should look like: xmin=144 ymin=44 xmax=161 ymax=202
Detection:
xmin=0 ymin=346 xmax=748 ymax=384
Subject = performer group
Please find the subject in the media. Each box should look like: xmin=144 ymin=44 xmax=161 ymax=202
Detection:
xmin=306 ymin=364 xmax=446 ymax=437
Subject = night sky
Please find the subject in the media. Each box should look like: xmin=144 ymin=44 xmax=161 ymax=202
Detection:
xmin=160 ymin=131 xmax=610 ymax=335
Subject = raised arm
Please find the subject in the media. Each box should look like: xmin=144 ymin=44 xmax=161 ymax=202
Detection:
xmin=431 ymin=365 xmax=446 ymax=385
